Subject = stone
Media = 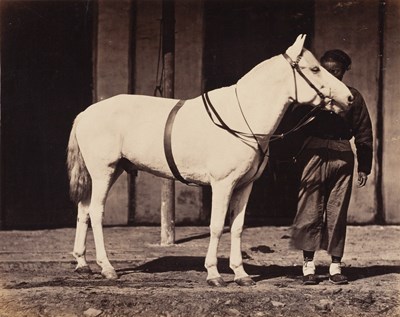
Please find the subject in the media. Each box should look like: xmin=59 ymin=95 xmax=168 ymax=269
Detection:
xmin=83 ymin=308 xmax=103 ymax=317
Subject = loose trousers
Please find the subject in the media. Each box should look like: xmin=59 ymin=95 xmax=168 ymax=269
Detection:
xmin=290 ymin=145 xmax=354 ymax=258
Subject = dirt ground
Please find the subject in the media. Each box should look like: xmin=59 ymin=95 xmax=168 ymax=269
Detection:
xmin=0 ymin=225 xmax=399 ymax=317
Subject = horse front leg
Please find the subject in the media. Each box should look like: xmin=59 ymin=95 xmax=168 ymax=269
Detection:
xmin=229 ymin=182 xmax=256 ymax=286
xmin=205 ymin=182 xmax=233 ymax=287
xmin=72 ymin=200 xmax=92 ymax=274
xmin=89 ymin=177 xmax=118 ymax=279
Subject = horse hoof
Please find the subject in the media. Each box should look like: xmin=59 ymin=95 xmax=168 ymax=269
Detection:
xmin=235 ymin=276 xmax=256 ymax=286
xmin=207 ymin=277 xmax=227 ymax=287
xmin=101 ymin=269 xmax=118 ymax=280
xmin=75 ymin=266 xmax=92 ymax=275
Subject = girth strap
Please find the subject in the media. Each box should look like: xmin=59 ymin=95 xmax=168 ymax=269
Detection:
xmin=163 ymin=100 xmax=191 ymax=185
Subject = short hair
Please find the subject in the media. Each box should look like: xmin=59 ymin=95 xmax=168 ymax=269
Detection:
xmin=320 ymin=49 xmax=352 ymax=70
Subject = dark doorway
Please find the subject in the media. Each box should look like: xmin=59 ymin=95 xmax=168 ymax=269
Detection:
xmin=1 ymin=1 xmax=94 ymax=228
xmin=203 ymin=0 xmax=314 ymax=225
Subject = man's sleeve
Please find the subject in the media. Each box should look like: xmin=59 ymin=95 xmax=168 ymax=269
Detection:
xmin=351 ymin=88 xmax=373 ymax=175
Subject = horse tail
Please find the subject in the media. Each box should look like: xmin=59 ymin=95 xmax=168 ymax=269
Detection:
xmin=67 ymin=115 xmax=91 ymax=205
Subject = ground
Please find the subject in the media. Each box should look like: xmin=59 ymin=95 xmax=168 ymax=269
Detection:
xmin=0 ymin=225 xmax=399 ymax=317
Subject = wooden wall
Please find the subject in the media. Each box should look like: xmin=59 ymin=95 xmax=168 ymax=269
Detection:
xmin=382 ymin=0 xmax=400 ymax=223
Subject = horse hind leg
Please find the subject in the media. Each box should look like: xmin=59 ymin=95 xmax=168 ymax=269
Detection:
xmin=88 ymin=165 xmax=124 ymax=280
xmin=72 ymin=162 xmax=123 ymax=277
xmin=229 ymin=182 xmax=256 ymax=286
xmin=72 ymin=199 xmax=92 ymax=274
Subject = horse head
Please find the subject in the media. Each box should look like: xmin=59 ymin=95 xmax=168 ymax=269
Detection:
xmin=284 ymin=34 xmax=353 ymax=113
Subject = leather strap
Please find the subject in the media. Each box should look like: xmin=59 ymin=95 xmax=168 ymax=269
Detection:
xmin=282 ymin=52 xmax=327 ymax=102
xmin=164 ymin=100 xmax=191 ymax=185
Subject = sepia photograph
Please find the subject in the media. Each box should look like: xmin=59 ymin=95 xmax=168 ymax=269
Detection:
xmin=0 ymin=0 xmax=399 ymax=316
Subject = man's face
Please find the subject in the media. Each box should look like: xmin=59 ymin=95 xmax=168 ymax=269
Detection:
xmin=321 ymin=59 xmax=346 ymax=81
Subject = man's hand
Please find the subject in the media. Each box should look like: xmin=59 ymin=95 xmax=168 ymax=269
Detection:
xmin=357 ymin=171 xmax=368 ymax=187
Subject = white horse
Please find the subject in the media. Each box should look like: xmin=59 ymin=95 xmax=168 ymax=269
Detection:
xmin=67 ymin=34 xmax=353 ymax=287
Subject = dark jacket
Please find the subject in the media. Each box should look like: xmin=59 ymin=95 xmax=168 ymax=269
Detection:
xmin=269 ymin=86 xmax=373 ymax=174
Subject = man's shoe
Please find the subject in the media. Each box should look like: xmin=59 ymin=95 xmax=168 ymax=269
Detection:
xmin=302 ymin=260 xmax=317 ymax=285
xmin=303 ymin=274 xmax=318 ymax=285
xmin=329 ymin=273 xmax=348 ymax=285
xmin=329 ymin=262 xmax=348 ymax=284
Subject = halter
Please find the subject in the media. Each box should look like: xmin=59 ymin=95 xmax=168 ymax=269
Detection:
xmin=282 ymin=51 xmax=330 ymax=106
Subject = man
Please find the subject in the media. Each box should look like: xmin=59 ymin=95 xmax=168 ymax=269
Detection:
xmin=290 ymin=49 xmax=373 ymax=285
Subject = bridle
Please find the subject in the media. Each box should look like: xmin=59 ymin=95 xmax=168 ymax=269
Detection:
xmin=282 ymin=51 xmax=332 ymax=106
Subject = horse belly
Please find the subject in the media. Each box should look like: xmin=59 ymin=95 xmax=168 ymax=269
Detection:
xmin=122 ymin=123 xmax=172 ymax=178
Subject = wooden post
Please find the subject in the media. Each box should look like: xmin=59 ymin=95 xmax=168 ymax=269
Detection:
xmin=160 ymin=0 xmax=176 ymax=245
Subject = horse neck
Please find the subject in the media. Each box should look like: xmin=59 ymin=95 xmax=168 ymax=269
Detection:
xmin=236 ymin=56 xmax=293 ymax=135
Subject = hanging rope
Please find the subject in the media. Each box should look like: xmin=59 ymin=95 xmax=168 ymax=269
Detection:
xmin=154 ymin=19 xmax=164 ymax=97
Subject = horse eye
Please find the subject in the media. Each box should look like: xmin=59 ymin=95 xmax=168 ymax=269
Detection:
xmin=311 ymin=66 xmax=320 ymax=73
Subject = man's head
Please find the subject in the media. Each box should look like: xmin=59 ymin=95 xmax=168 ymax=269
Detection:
xmin=320 ymin=49 xmax=352 ymax=81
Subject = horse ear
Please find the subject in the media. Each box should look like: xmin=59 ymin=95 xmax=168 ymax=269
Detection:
xmin=285 ymin=34 xmax=307 ymax=59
